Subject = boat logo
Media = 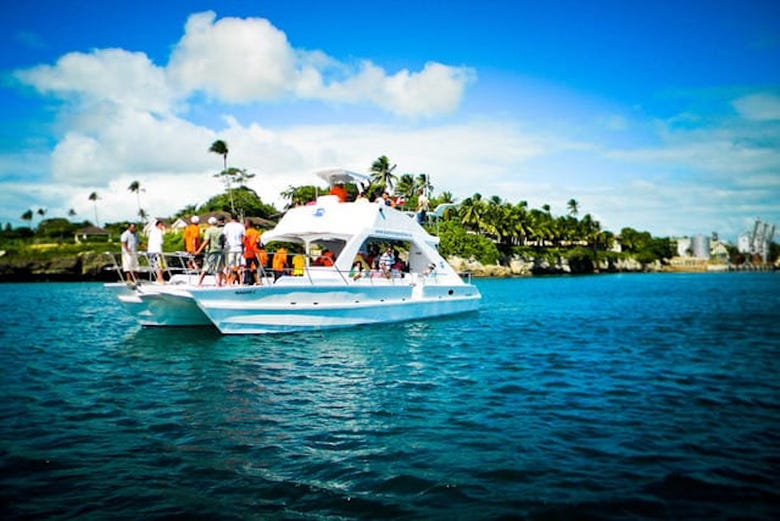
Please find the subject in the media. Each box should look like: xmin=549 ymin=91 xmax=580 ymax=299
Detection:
xmin=313 ymin=208 xmax=326 ymax=217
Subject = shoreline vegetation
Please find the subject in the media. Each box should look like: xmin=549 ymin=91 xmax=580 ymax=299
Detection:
xmin=0 ymin=249 xmax=774 ymax=284
xmin=3 ymin=153 xmax=777 ymax=282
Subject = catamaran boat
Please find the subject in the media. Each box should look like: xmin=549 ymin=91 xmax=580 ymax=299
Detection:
xmin=106 ymin=169 xmax=481 ymax=333
xmin=186 ymin=169 xmax=482 ymax=334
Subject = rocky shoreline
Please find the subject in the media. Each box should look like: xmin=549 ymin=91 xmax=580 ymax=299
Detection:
xmin=447 ymin=255 xmax=661 ymax=277
xmin=0 ymin=252 xmax=119 ymax=282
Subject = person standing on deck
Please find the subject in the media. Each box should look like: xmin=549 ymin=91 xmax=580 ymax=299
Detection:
xmin=222 ymin=214 xmax=245 ymax=285
xmin=120 ymin=222 xmax=139 ymax=283
xmin=196 ymin=216 xmax=224 ymax=286
xmin=147 ymin=220 xmax=165 ymax=284
xmin=242 ymin=218 xmax=261 ymax=284
xmin=416 ymin=189 xmax=429 ymax=225
xmin=183 ymin=215 xmax=202 ymax=269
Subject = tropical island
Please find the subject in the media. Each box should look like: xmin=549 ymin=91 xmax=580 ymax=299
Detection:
xmin=0 ymin=145 xmax=777 ymax=282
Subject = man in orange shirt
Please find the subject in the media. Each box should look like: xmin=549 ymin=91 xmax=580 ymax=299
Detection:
xmin=183 ymin=216 xmax=202 ymax=269
xmin=330 ymin=183 xmax=348 ymax=202
xmin=271 ymin=246 xmax=287 ymax=281
xmin=242 ymin=218 xmax=261 ymax=284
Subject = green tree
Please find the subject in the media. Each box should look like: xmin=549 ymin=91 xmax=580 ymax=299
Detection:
xmin=214 ymin=166 xmax=256 ymax=217
xmin=416 ymin=173 xmax=433 ymax=195
xmin=280 ymin=185 xmax=323 ymax=208
xmin=198 ymin=186 xmax=277 ymax=220
xmin=128 ymin=180 xmax=144 ymax=222
xmin=88 ymin=192 xmax=100 ymax=226
xmin=209 ymin=139 xmax=233 ymax=212
xmin=209 ymin=139 xmax=229 ymax=172
xmin=37 ymin=218 xmax=78 ymax=239
xmin=370 ymin=155 xmax=397 ymax=193
xmin=393 ymin=174 xmax=416 ymax=209
xmin=567 ymin=198 xmax=579 ymax=217
xmin=459 ymin=194 xmax=486 ymax=232
xmin=21 ymin=209 xmax=33 ymax=226
xmin=437 ymin=220 xmax=500 ymax=265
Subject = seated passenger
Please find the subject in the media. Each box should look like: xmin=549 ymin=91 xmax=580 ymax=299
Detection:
xmin=313 ymin=249 xmax=335 ymax=266
xmin=292 ymin=253 xmax=306 ymax=276
xmin=378 ymin=247 xmax=394 ymax=277
xmin=349 ymin=261 xmax=365 ymax=280
xmin=370 ymin=259 xmax=384 ymax=279
xmin=271 ymin=246 xmax=288 ymax=280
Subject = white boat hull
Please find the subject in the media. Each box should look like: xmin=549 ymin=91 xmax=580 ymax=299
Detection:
xmin=189 ymin=282 xmax=481 ymax=334
xmin=105 ymin=282 xmax=212 ymax=327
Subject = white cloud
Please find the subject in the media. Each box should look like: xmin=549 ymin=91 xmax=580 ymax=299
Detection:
xmin=163 ymin=11 xmax=473 ymax=116
xmin=49 ymin=105 xmax=218 ymax=185
xmin=166 ymin=11 xmax=297 ymax=102
xmin=733 ymin=93 xmax=780 ymax=121
xmin=14 ymin=48 xmax=176 ymax=114
xmin=316 ymin=61 xmax=476 ymax=117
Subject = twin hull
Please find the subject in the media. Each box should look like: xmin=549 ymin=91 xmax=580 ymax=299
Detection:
xmin=106 ymin=282 xmax=212 ymax=327
xmin=189 ymin=282 xmax=481 ymax=334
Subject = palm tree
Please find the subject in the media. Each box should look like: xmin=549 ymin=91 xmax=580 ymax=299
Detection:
xmin=21 ymin=209 xmax=33 ymax=227
xmin=209 ymin=140 xmax=233 ymax=212
xmin=567 ymin=198 xmax=579 ymax=217
xmin=394 ymin=174 xmax=415 ymax=209
xmin=36 ymin=208 xmax=46 ymax=229
xmin=88 ymin=192 xmax=100 ymax=226
xmin=415 ymin=173 xmax=433 ymax=196
xmin=209 ymin=139 xmax=229 ymax=172
xmin=370 ymin=155 xmax=397 ymax=193
xmin=128 ymin=180 xmax=144 ymax=221
xmin=67 ymin=208 xmax=77 ymax=218
xmin=281 ymin=185 xmax=318 ymax=209
xmin=459 ymin=194 xmax=487 ymax=233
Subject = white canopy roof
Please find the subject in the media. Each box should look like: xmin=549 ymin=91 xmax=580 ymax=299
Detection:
xmin=315 ymin=169 xmax=370 ymax=186
xmin=261 ymin=196 xmax=438 ymax=246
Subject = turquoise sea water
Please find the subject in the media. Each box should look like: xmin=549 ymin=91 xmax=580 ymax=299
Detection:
xmin=1 ymin=272 xmax=779 ymax=520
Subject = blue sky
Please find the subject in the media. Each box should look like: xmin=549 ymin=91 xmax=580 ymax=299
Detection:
xmin=1 ymin=0 xmax=778 ymax=240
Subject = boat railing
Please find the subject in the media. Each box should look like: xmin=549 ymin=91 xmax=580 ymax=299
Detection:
xmin=104 ymin=250 xmax=199 ymax=285
xmin=458 ymin=271 xmax=474 ymax=284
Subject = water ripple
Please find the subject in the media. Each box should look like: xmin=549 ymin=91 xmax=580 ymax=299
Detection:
xmin=1 ymin=274 xmax=780 ymax=519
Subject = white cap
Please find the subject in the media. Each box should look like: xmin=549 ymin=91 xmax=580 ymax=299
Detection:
xmin=191 ymin=215 xmax=200 ymax=223
xmin=208 ymin=216 xmax=217 ymax=225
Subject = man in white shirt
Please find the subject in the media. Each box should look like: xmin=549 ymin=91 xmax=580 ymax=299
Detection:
xmin=147 ymin=220 xmax=165 ymax=283
xmin=416 ymin=189 xmax=429 ymax=224
xmin=222 ymin=214 xmax=246 ymax=284
xmin=120 ymin=222 xmax=139 ymax=283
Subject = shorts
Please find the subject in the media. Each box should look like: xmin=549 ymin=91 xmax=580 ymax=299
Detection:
xmin=122 ymin=251 xmax=139 ymax=272
xmin=203 ymin=252 xmax=224 ymax=274
xmin=148 ymin=253 xmax=165 ymax=270
xmin=244 ymin=256 xmax=259 ymax=271
xmin=225 ymin=251 xmax=244 ymax=269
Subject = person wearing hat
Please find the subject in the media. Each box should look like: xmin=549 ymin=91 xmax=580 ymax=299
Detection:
xmin=183 ymin=215 xmax=202 ymax=270
xmin=196 ymin=216 xmax=224 ymax=286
